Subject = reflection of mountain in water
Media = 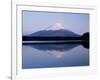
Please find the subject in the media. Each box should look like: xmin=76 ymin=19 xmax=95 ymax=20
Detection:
xmin=26 ymin=44 xmax=80 ymax=59
xmin=47 ymin=51 xmax=65 ymax=58
xmin=28 ymin=44 xmax=80 ymax=51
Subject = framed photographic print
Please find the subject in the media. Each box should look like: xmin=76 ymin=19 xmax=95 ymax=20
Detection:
xmin=11 ymin=1 xmax=97 ymax=80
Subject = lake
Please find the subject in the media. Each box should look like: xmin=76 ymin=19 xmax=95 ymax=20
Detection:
xmin=22 ymin=43 xmax=89 ymax=69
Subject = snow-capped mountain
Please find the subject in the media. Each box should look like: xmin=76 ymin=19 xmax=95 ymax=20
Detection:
xmin=30 ymin=23 xmax=80 ymax=37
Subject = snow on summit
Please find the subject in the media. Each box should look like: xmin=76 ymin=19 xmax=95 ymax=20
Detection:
xmin=47 ymin=22 xmax=65 ymax=30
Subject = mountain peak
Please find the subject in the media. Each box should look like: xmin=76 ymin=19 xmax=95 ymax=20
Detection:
xmin=47 ymin=22 xmax=65 ymax=30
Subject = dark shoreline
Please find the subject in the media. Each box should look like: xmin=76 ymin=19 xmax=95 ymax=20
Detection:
xmin=22 ymin=36 xmax=89 ymax=41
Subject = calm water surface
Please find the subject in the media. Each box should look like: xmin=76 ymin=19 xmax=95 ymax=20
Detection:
xmin=22 ymin=44 xmax=89 ymax=69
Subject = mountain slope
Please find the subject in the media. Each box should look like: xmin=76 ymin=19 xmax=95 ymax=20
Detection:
xmin=30 ymin=29 xmax=80 ymax=37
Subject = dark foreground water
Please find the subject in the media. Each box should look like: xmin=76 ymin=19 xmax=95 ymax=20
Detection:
xmin=22 ymin=44 xmax=89 ymax=69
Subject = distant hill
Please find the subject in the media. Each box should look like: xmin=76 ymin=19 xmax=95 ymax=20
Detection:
xmin=30 ymin=29 xmax=80 ymax=37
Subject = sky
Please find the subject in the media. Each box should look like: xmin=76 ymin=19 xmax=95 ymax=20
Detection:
xmin=22 ymin=10 xmax=89 ymax=35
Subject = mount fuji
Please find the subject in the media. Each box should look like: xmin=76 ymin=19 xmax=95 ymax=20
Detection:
xmin=30 ymin=23 xmax=80 ymax=37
